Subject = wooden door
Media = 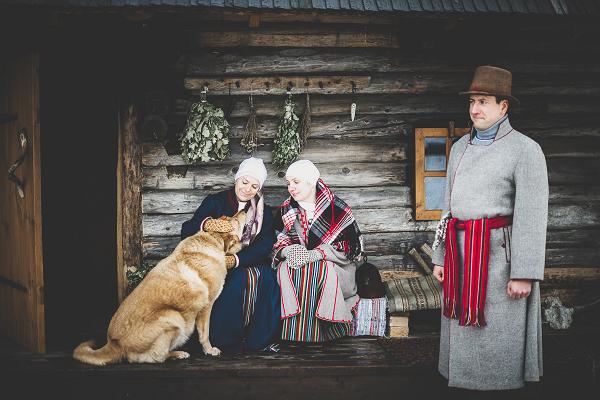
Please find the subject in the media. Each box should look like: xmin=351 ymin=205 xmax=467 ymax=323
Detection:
xmin=0 ymin=53 xmax=45 ymax=353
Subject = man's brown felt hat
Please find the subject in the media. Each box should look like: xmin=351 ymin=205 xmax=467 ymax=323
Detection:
xmin=460 ymin=65 xmax=520 ymax=107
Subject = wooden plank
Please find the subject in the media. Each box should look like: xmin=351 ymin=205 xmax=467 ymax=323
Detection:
xmin=547 ymin=158 xmax=600 ymax=185
xmin=142 ymin=231 xmax=435 ymax=259
xmin=192 ymin=30 xmax=401 ymax=48
xmin=539 ymin=136 xmax=600 ymax=158
xmin=143 ymin=162 xmax=408 ymax=189
xmin=547 ymin=204 xmax=600 ymax=230
xmin=166 ymin=114 xmax=415 ymax=140
xmin=546 ymin=228 xmax=600 ymax=248
xmin=142 ymin=138 xmax=407 ymax=166
xmin=185 ymin=49 xmax=600 ymax=76
xmin=549 ymin=186 xmax=600 ymax=203
xmin=184 ymin=76 xmax=372 ymax=95
xmin=142 ymin=208 xmax=437 ymax=237
xmin=142 ymin=186 xmax=413 ymax=214
xmin=0 ymin=53 xmax=45 ymax=353
xmin=174 ymin=94 xmax=467 ymax=118
xmin=184 ymin=72 xmax=600 ymax=97
xmin=545 ymin=248 xmax=600 ymax=267
xmin=543 ymin=267 xmax=600 ymax=286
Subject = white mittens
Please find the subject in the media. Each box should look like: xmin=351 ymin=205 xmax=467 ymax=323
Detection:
xmin=281 ymin=244 xmax=323 ymax=269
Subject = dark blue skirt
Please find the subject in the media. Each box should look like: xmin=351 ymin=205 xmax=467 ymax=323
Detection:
xmin=209 ymin=265 xmax=280 ymax=353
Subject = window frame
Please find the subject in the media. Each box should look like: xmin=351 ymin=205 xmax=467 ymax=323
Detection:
xmin=415 ymin=127 xmax=470 ymax=220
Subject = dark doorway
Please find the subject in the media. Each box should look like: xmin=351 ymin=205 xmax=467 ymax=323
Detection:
xmin=40 ymin=36 xmax=119 ymax=351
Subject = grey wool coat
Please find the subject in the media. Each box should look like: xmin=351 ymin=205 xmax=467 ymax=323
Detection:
xmin=432 ymin=118 xmax=548 ymax=390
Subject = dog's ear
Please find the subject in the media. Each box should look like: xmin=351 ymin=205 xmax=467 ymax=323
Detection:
xmin=223 ymin=234 xmax=241 ymax=253
xmin=232 ymin=210 xmax=246 ymax=224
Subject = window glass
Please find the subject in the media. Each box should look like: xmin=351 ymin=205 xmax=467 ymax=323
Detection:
xmin=424 ymin=137 xmax=446 ymax=171
xmin=425 ymin=176 xmax=446 ymax=210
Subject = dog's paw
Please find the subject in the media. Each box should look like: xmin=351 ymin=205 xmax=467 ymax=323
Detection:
xmin=168 ymin=351 xmax=190 ymax=360
xmin=204 ymin=347 xmax=221 ymax=357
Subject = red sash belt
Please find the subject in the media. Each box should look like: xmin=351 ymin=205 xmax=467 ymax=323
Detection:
xmin=443 ymin=215 xmax=512 ymax=327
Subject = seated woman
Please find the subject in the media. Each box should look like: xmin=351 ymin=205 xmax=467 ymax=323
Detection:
xmin=273 ymin=160 xmax=364 ymax=343
xmin=181 ymin=157 xmax=280 ymax=353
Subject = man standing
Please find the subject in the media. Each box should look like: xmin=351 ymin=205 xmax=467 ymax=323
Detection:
xmin=432 ymin=66 xmax=548 ymax=392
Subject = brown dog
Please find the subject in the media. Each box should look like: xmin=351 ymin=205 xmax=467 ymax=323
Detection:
xmin=73 ymin=212 xmax=246 ymax=365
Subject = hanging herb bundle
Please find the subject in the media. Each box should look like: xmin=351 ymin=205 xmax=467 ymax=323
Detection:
xmin=181 ymin=88 xmax=230 ymax=163
xmin=241 ymin=93 xmax=259 ymax=154
xmin=298 ymin=91 xmax=312 ymax=150
xmin=272 ymin=92 xmax=300 ymax=169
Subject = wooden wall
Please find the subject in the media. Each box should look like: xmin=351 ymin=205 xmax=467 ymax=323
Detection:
xmin=139 ymin=14 xmax=600 ymax=312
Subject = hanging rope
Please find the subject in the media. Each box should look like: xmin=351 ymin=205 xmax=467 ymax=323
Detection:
xmin=241 ymin=88 xmax=259 ymax=154
xmin=298 ymin=89 xmax=312 ymax=150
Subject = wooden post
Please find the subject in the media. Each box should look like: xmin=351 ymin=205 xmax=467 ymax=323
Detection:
xmin=117 ymin=103 xmax=142 ymax=302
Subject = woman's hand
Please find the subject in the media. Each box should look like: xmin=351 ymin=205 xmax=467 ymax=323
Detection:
xmin=507 ymin=279 xmax=532 ymax=299
xmin=433 ymin=265 xmax=444 ymax=283
xmin=281 ymin=244 xmax=322 ymax=269
xmin=203 ymin=217 xmax=233 ymax=233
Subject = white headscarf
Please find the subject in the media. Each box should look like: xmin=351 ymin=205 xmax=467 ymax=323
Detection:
xmin=285 ymin=160 xmax=320 ymax=185
xmin=235 ymin=157 xmax=268 ymax=188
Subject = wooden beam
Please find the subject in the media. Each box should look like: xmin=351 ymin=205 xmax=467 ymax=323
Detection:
xmin=118 ymin=104 xmax=143 ymax=301
xmin=192 ymin=30 xmax=400 ymax=48
xmin=184 ymin=76 xmax=371 ymax=95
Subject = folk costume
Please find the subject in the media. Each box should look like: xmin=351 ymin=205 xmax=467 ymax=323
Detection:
xmin=273 ymin=162 xmax=363 ymax=342
xmin=181 ymin=158 xmax=280 ymax=353
xmin=432 ymin=66 xmax=549 ymax=390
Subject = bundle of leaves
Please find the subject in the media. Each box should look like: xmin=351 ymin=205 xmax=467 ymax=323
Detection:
xmin=241 ymin=96 xmax=259 ymax=154
xmin=272 ymin=97 xmax=300 ymax=169
xmin=181 ymin=101 xmax=230 ymax=163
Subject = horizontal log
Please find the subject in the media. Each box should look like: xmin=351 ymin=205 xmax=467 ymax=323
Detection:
xmin=549 ymin=186 xmax=600 ymax=204
xmin=545 ymin=248 xmax=600 ymax=267
xmin=540 ymin=137 xmax=600 ymax=158
xmin=540 ymin=287 xmax=600 ymax=308
xmin=543 ymin=267 xmax=600 ymax=287
xmin=142 ymin=186 xmax=413 ymax=214
xmin=174 ymin=94 xmax=469 ymax=118
xmin=546 ymin=229 xmax=600 ymax=249
xmin=379 ymin=267 xmax=600 ymax=286
xmin=142 ymin=231 xmax=436 ymax=260
xmin=142 ymin=208 xmax=437 ymax=237
xmin=547 ymin=158 xmax=600 ymax=185
xmin=547 ymin=204 xmax=600 ymax=230
xmin=184 ymin=72 xmax=600 ymax=97
xmin=192 ymin=30 xmax=401 ymax=48
xmin=184 ymin=76 xmax=371 ymax=95
xmin=142 ymin=138 xmax=407 ymax=166
xmin=142 ymin=195 xmax=600 ymax=232
xmin=164 ymin=114 xmax=415 ymax=140
xmin=186 ymin=49 xmax=600 ymax=76
xmin=174 ymin=94 xmax=596 ymax=119
xmin=143 ymin=162 xmax=407 ymax=190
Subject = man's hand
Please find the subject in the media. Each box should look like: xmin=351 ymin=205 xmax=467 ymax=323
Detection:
xmin=433 ymin=265 xmax=444 ymax=283
xmin=203 ymin=217 xmax=233 ymax=233
xmin=507 ymin=279 xmax=532 ymax=299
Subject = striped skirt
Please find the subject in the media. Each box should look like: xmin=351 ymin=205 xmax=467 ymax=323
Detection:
xmin=210 ymin=265 xmax=280 ymax=353
xmin=281 ymin=260 xmax=352 ymax=342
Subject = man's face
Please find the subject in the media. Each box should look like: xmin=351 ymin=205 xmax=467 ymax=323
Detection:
xmin=469 ymin=95 xmax=508 ymax=131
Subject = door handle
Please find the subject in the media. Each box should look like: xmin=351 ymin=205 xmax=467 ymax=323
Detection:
xmin=7 ymin=128 xmax=28 ymax=199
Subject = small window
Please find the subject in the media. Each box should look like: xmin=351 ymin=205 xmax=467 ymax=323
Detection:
xmin=415 ymin=127 xmax=469 ymax=220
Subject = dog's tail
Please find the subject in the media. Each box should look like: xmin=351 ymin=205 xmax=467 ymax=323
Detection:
xmin=73 ymin=339 xmax=124 ymax=366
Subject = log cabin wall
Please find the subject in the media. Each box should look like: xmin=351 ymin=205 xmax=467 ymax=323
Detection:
xmin=139 ymin=13 xmax=600 ymax=316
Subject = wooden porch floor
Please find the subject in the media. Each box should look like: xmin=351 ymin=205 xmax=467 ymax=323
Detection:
xmin=1 ymin=331 xmax=598 ymax=400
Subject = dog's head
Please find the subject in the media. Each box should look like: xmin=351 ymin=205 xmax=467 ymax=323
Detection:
xmin=221 ymin=211 xmax=246 ymax=254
